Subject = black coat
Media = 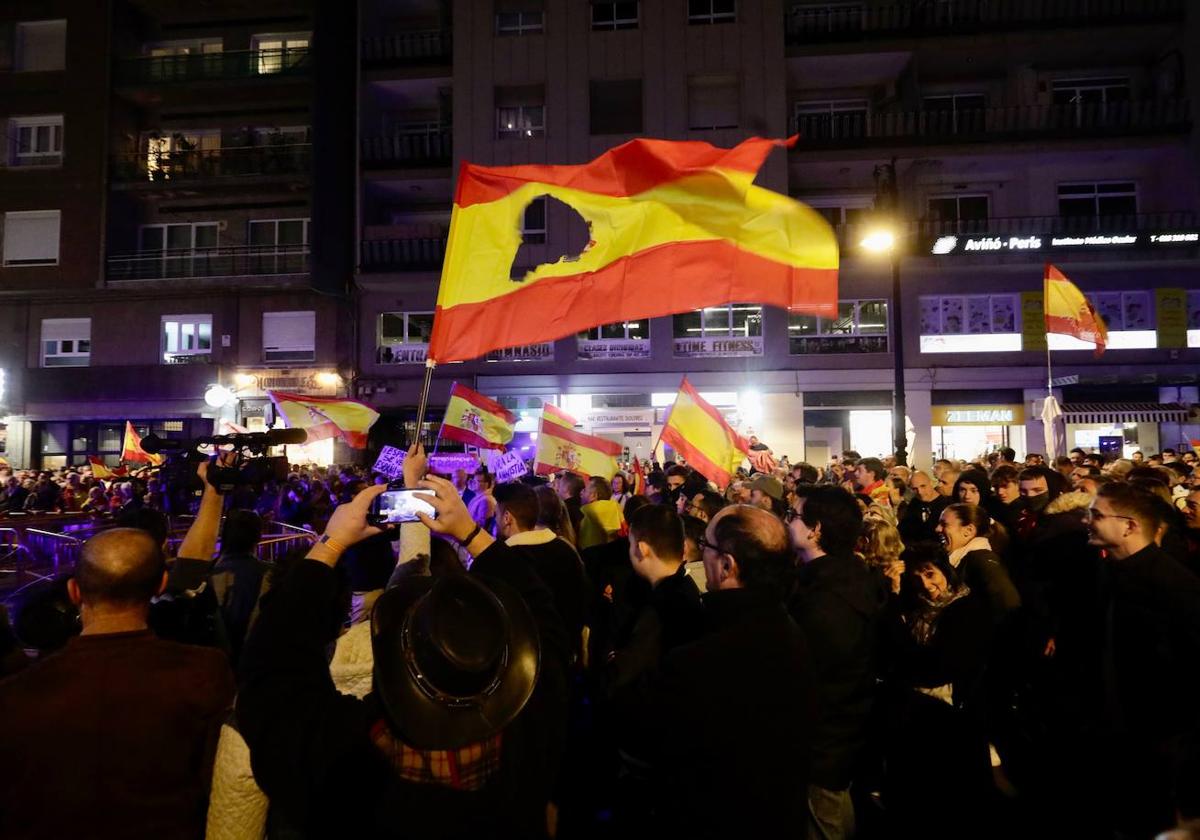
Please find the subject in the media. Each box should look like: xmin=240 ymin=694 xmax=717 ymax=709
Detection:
xmin=237 ymin=541 xmax=570 ymax=838
xmin=789 ymin=553 xmax=888 ymax=790
xmin=613 ymin=587 xmax=817 ymax=835
xmin=607 ymin=563 xmax=704 ymax=693
xmin=956 ymin=548 xmax=1021 ymax=625
xmin=898 ymin=494 xmax=949 ymax=544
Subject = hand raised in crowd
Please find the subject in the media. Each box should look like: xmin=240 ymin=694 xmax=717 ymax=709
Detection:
xmin=307 ymin=483 xmax=389 ymax=567
xmin=402 ymin=441 xmax=428 ymax=489
xmin=415 ymin=473 xmax=488 ymax=548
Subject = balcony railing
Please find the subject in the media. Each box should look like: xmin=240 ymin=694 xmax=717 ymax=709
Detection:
xmin=362 ymin=129 xmax=451 ymax=168
xmin=107 ymin=245 xmax=310 ymax=281
xmin=793 ymin=100 xmax=1190 ymax=148
xmin=360 ymin=237 xmax=447 ymax=272
xmin=785 ymin=0 xmax=1184 ymax=44
xmin=362 ymin=30 xmax=451 ymax=66
xmin=110 ymin=144 xmax=312 ymax=183
xmin=116 ymin=47 xmax=312 ymax=85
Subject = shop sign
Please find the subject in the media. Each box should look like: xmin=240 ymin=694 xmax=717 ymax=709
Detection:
xmin=930 ymin=231 xmax=1200 ymax=256
xmin=673 ymin=336 xmax=763 ymax=358
xmin=379 ymin=343 xmax=429 ymax=365
xmin=585 ymin=409 xmax=656 ymax=427
xmin=932 ymin=405 xmax=1026 ymax=426
xmin=1156 ymin=288 xmax=1188 ymax=349
xmin=236 ymin=370 xmax=342 ymax=397
xmin=577 ymin=339 xmax=651 ymax=360
xmin=486 ymin=342 xmax=554 ymax=363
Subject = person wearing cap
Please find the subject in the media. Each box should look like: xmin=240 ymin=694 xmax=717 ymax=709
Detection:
xmin=237 ymin=445 xmax=570 ymax=838
xmin=749 ymin=473 xmax=787 ymax=519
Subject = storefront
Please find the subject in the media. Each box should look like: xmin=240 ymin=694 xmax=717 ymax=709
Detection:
xmin=1059 ymin=402 xmax=1189 ymax=459
xmin=931 ymin=403 xmax=1027 ymax=463
xmin=232 ymin=368 xmax=347 ymax=466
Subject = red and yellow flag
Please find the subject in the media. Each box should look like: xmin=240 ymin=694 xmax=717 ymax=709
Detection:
xmin=88 ymin=456 xmax=114 ymax=479
xmin=268 ymin=391 xmax=378 ymax=449
xmin=1044 ymin=264 xmax=1108 ymax=357
xmin=630 ymin=456 xmax=647 ymax=496
xmin=535 ymin=408 xmax=621 ymax=478
xmin=439 ymin=383 xmax=516 ymax=451
xmin=428 ymin=136 xmax=839 ymax=363
xmin=122 ymin=421 xmax=164 ymax=466
xmin=541 ymin=402 xmax=577 ymax=430
xmin=659 ymin=378 xmax=749 ymax=489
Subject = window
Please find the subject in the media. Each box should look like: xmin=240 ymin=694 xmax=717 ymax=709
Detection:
xmin=15 ymin=20 xmax=67 ymax=72
xmin=927 ymin=194 xmax=990 ymax=232
xmin=9 ymin=116 xmax=63 ymax=167
xmin=379 ymin=312 xmax=434 ymax=344
xmin=923 ymin=93 xmax=986 ymax=134
xmin=249 ymin=218 xmax=309 ymax=273
xmin=1052 ymin=78 xmax=1130 ymax=108
xmin=673 ymin=304 xmax=762 ymax=337
xmin=1089 ymin=291 xmax=1151 ymax=331
xmin=263 ymin=311 xmax=316 ymax=363
xmin=496 ymin=86 xmax=546 ymax=139
xmin=790 ymin=300 xmax=888 ymax=354
xmin=144 ymin=39 xmax=223 ymax=81
xmin=137 ymin=223 xmax=218 ymax=279
xmin=803 ymin=197 xmax=873 ymax=231
xmin=787 ymin=3 xmax=864 ymax=34
xmin=162 ymin=315 xmax=213 ymax=363
xmin=592 ymin=1 xmax=639 ymax=30
xmin=794 ymin=100 xmax=868 ymax=140
xmin=41 ymin=318 xmax=90 ymax=367
xmin=521 ymin=198 xmax=546 ymax=244
xmin=590 ymin=79 xmax=643 ymax=134
xmin=579 ymin=320 xmax=649 ymax=341
xmin=252 ymin=33 xmax=309 ymax=74
xmin=688 ymin=75 xmax=739 ymax=130
xmin=920 ymin=294 xmax=1020 ymax=353
xmin=1058 ymin=182 xmax=1137 ymax=227
xmin=496 ymin=10 xmax=544 ymax=34
xmin=688 ymin=0 xmax=736 ymax=24
xmin=3 ymin=210 xmax=60 ymax=266
xmin=143 ymin=130 xmax=220 ymax=180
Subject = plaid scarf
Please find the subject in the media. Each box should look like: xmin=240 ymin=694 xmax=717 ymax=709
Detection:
xmin=369 ymin=719 xmax=502 ymax=791
xmin=908 ymin=584 xmax=970 ymax=646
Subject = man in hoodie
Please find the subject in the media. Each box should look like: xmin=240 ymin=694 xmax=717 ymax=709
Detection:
xmin=788 ymin=485 xmax=888 ymax=839
xmin=578 ymin=475 xmax=625 ymax=551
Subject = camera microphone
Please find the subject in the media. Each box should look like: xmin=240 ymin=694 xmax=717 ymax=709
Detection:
xmin=264 ymin=428 xmax=309 ymax=446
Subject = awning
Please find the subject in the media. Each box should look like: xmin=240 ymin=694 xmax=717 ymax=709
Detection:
xmin=1060 ymin=402 xmax=1189 ymax=425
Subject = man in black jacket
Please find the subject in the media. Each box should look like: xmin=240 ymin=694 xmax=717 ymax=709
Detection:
xmin=613 ymin=505 xmax=817 ymax=835
xmin=898 ymin=470 xmax=948 ymax=544
xmin=237 ymin=453 xmax=570 ymax=838
xmin=789 ymin=485 xmax=888 ymax=839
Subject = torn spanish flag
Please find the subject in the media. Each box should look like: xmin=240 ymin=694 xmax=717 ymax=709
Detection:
xmin=1044 ymin=264 xmax=1108 ymax=357
xmin=428 ymin=136 xmax=839 ymax=363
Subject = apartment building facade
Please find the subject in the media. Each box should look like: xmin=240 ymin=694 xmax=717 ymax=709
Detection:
xmin=356 ymin=0 xmax=1200 ymax=468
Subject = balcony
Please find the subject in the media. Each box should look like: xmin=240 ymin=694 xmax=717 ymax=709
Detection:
xmin=116 ymin=48 xmax=312 ymax=85
xmin=360 ymin=237 xmax=447 ymax=272
xmin=792 ymin=99 xmax=1190 ymax=149
xmin=362 ymin=128 xmax=451 ymax=169
xmin=106 ymin=245 xmax=310 ymax=282
xmin=110 ymin=145 xmax=312 ymax=185
xmin=362 ymin=30 xmax=451 ymax=68
xmin=785 ymin=0 xmax=1184 ymax=44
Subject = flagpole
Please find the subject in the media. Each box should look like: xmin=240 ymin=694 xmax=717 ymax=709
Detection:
xmin=413 ymin=359 xmax=436 ymax=447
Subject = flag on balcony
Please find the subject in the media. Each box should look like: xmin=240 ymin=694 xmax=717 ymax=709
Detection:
xmin=427 ymin=136 xmax=839 ymax=363
xmin=535 ymin=413 xmax=621 ymax=478
xmin=439 ymin=383 xmax=516 ymax=451
xmin=1044 ymin=264 xmax=1108 ymax=357
xmin=268 ymin=391 xmax=379 ymax=449
xmin=121 ymin=422 xmax=165 ymax=466
xmin=659 ymin=378 xmax=749 ymax=489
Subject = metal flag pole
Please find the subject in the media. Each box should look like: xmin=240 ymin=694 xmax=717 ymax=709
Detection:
xmin=413 ymin=359 xmax=436 ymax=447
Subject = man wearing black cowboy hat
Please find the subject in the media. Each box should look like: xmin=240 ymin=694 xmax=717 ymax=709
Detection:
xmin=237 ymin=445 xmax=570 ymax=838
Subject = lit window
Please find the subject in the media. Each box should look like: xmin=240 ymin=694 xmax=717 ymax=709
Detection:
xmin=919 ymin=294 xmax=1020 ymax=353
xmin=252 ymin=33 xmax=310 ymax=74
xmin=162 ymin=315 xmax=213 ymax=363
xmin=496 ymin=104 xmax=545 ymax=139
xmin=673 ymin=304 xmax=762 ymax=338
xmin=789 ymin=299 xmax=888 ymax=354
xmin=41 ymin=318 xmax=91 ymax=367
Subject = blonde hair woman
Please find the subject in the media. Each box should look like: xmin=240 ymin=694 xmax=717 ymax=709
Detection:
xmin=858 ymin=517 xmax=905 ymax=593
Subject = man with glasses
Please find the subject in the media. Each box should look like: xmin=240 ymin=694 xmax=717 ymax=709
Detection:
xmin=1076 ymin=483 xmax=1200 ymax=838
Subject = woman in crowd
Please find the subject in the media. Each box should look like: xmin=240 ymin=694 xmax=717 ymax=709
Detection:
xmin=859 ymin=516 xmax=905 ymax=594
xmin=535 ymin=484 xmax=577 ymax=547
xmin=610 ymin=472 xmax=632 ymax=509
xmin=936 ymin=503 xmax=1021 ymax=625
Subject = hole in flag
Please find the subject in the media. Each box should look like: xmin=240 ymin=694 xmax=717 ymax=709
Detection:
xmin=510 ymin=194 xmax=593 ymax=283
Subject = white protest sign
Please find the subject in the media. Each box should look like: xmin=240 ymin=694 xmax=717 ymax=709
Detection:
xmin=372 ymin=445 xmax=407 ymax=480
xmin=492 ymin=450 xmax=529 ymax=483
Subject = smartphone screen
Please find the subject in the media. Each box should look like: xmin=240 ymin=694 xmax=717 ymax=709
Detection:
xmin=375 ymin=489 xmax=437 ymax=524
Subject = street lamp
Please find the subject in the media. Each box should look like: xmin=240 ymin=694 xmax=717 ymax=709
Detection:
xmin=860 ymin=225 xmax=908 ymax=467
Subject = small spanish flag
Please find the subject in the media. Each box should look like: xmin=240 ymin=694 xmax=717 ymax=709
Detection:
xmin=1044 ymin=264 xmax=1108 ymax=357
xmin=122 ymin=421 xmax=164 ymax=466
xmin=535 ymin=409 xmax=620 ymax=478
xmin=659 ymin=378 xmax=749 ymax=489
xmin=630 ymin=456 xmax=647 ymax=496
xmin=269 ymin=391 xmax=378 ymax=449
xmin=439 ymin=383 xmax=516 ymax=451
xmin=88 ymin=456 xmax=115 ymax=479
xmin=428 ymin=136 xmax=839 ymax=363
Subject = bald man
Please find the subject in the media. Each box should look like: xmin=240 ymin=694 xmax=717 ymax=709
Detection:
xmin=612 ymin=505 xmax=817 ymax=835
xmin=0 ymin=527 xmax=234 ymax=839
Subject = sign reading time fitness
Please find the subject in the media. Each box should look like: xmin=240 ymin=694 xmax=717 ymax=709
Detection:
xmin=929 ymin=231 xmax=1200 ymax=256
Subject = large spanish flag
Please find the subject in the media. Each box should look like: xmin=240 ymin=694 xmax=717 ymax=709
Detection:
xmin=535 ymin=414 xmax=621 ymax=478
xmin=122 ymin=421 xmax=164 ymax=466
xmin=440 ymin=383 xmax=516 ymax=450
xmin=428 ymin=136 xmax=839 ymax=363
xmin=268 ymin=391 xmax=379 ymax=449
xmin=659 ymin=378 xmax=749 ymax=489
xmin=541 ymin=402 xmax=577 ymax=430
xmin=1044 ymin=264 xmax=1107 ymax=357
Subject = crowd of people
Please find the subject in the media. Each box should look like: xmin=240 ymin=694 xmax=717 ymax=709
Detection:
xmin=1 ymin=440 xmax=1199 ymax=839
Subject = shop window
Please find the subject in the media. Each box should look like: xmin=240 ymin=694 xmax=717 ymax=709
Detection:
xmin=673 ymin=304 xmax=762 ymax=337
xmin=1089 ymin=291 xmax=1151 ymax=331
xmin=3 ymin=210 xmax=60 ymax=266
xmin=688 ymin=75 xmax=739 ymax=130
xmin=263 ymin=310 xmax=315 ymax=363
xmin=789 ymin=299 xmax=887 ymax=354
xmin=919 ymin=294 xmax=1020 ymax=353
xmin=41 ymin=318 xmax=91 ymax=367
xmin=590 ymin=79 xmax=643 ymax=135
xmin=9 ymin=115 xmax=63 ymax=167
xmin=688 ymin=0 xmax=736 ymax=24
xmin=794 ymin=100 xmax=868 ymax=141
xmin=592 ymin=1 xmax=639 ymax=30
xmin=579 ymin=320 xmax=649 ymax=341
xmin=162 ymin=315 xmax=213 ymax=363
